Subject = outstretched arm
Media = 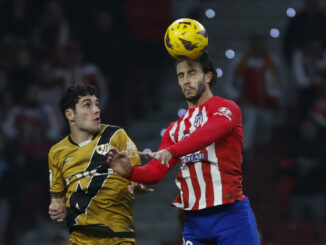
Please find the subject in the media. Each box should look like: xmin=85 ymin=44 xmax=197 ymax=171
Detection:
xmin=148 ymin=102 xmax=241 ymax=166
xmin=169 ymin=102 xmax=241 ymax=157
xmin=107 ymin=122 xmax=178 ymax=184
xmin=107 ymin=148 xmax=177 ymax=184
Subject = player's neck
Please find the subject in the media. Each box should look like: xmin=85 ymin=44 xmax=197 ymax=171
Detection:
xmin=69 ymin=127 xmax=95 ymax=145
xmin=187 ymin=89 xmax=213 ymax=108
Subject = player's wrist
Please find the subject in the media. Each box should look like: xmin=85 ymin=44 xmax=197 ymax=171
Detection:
xmin=125 ymin=166 xmax=134 ymax=179
xmin=166 ymin=147 xmax=177 ymax=157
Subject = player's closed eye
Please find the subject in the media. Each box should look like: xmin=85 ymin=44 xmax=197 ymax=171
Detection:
xmin=188 ymin=70 xmax=196 ymax=76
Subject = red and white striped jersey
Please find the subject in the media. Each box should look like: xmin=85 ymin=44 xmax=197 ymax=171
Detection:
xmin=128 ymin=96 xmax=245 ymax=210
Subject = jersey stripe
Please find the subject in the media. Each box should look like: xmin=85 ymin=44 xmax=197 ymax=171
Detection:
xmin=194 ymin=162 xmax=207 ymax=209
xmin=182 ymin=165 xmax=195 ymax=209
xmin=202 ymin=106 xmax=208 ymax=126
xmin=206 ymin=143 xmax=222 ymax=205
xmin=178 ymin=110 xmax=189 ymax=141
xmin=173 ymin=179 xmax=184 ymax=208
xmin=202 ymin=161 xmax=214 ymax=207
xmin=188 ymin=163 xmax=200 ymax=210
xmin=188 ymin=107 xmax=199 ymax=134
xmin=169 ymin=122 xmax=177 ymax=143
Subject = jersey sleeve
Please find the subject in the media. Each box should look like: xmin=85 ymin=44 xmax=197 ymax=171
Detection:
xmin=111 ymin=129 xmax=141 ymax=167
xmin=48 ymin=147 xmax=66 ymax=197
xmin=168 ymin=100 xmax=242 ymax=157
xmin=127 ymin=122 xmax=179 ymax=184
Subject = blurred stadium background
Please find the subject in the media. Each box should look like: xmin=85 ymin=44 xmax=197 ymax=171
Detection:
xmin=0 ymin=0 xmax=326 ymax=244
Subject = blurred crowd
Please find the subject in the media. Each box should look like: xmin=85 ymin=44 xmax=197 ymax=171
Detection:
xmin=0 ymin=0 xmax=172 ymax=244
xmin=0 ymin=0 xmax=326 ymax=244
xmin=223 ymin=0 xmax=326 ymax=243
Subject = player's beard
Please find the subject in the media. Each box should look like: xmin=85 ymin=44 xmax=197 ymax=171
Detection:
xmin=183 ymin=78 xmax=206 ymax=102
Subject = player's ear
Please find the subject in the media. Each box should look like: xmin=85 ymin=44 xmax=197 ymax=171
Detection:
xmin=205 ymin=71 xmax=213 ymax=85
xmin=65 ymin=108 xmax=75 ymax=122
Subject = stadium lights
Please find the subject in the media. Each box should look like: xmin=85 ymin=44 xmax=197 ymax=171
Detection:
xmin=142 ymin=148 xmax=152 ymax=153
xmin=160 ymin=128 xmax=166 ymax=137
xmin=216 ymin=68 xmax=223 ymax=78
xmin=205 ymin=9 xmax=216 ymax=19
xmin=286 ymin=8 xmax=296 ymax=17
xmin=225 ymin=49 xmax=235 ymax=59
xmin=270 ymin=28 xmax=280 ymax=38
xmin=178 ymin=108 xmax=187 ymax=117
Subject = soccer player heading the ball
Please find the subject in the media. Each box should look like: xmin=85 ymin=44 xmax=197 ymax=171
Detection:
xmin=48 ymin=84 xmax=152 ymax=245
xmin=107 ymin=52 xmax=261 ymax=245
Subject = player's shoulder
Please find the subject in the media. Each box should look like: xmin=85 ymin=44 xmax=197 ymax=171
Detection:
xmin=100 ymin=124 xmax=132 ymax=143
xmin=208 ymin=97 xmax=241 ymax=121
xmin=210 ymin=96 xmax=240 ymax=110
xmin=50 ymin=136 xmax=70 ymax=150
xmin=100 ymin=124 xmax=122 ymax=134
xmin=100 ymin=124 xmax=125 ymax=137
xmin=49 ymin=136 xmax=71 ymax=159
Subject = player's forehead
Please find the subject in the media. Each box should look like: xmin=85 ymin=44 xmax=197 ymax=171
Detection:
xmin=77 ymin=94 xmax=98 ymax=104
xmin=176 ymin=60 xmax=202 ymax=73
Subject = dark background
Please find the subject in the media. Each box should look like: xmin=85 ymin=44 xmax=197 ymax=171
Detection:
xmin=0 ymin=0 xmax=326 ymax=244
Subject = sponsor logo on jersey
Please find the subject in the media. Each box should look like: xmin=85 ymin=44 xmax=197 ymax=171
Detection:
xmin=194 ymin=112 xmax=203 ymax=127
xmin=181 ymin=152 xmax=206 ymax=165
xmin=213 ymin=107 xmax=232 ymax=121
xmin=96 ymin=143 xmax=111 ymax=156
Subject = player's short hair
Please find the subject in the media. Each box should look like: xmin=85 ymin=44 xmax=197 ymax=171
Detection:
xmin=195 ymin=52 xmax=217 ymax=88
xmin=59 ymin=83 xmax=98 ymax=119
xmin=176 ymin=51 xmax=217 ymax=88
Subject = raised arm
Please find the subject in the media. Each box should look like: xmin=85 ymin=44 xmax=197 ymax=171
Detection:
xmin=150 ymin=101 xmax=242 ymax=166
xmin=168 ymin=102 xmax=241 ymax=157
xmin=107 ymin=123 xmax=178 ymax=184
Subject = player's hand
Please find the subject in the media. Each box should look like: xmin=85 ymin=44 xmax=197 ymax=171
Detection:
xmin=49 ymin=198 xmax=66 ymax=222
xmin=106 ymin=147 xmax=132 ymax=177
xmin=139 ymin=149 xmax=172 ymax=168
xmin=127 ymin=181 xmax=154 ymax=195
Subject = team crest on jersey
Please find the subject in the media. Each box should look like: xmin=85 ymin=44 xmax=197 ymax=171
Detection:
xmin=214 ymin=107 xmax=232 ymax=121
xmin=126 ymin=140 xmax=137 ymax=157
xmin=96 ymin=143 xmax=112 ymax=156
xmin=194 ymin=112 xmax=203 ymax=127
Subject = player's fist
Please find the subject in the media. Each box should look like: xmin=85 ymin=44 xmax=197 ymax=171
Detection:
xmin=49 ymin=199 xmax=66 ymax=222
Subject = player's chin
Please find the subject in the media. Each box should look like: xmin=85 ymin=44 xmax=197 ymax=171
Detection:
xmin=184 ymin=94 xmax=198 ymax=102
xmin=90 ymin=125 xmax=101 ymax=134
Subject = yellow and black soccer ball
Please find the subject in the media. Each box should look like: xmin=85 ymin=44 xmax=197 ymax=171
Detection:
xmin=164 ymin=18 xmax=208 ymax=60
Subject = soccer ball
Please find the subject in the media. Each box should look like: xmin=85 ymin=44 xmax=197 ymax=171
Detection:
xmin=164 ymin=18 xmax=208 ymax=60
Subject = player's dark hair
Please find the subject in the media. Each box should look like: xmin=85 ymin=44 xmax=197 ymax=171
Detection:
xmin=175 ymin=51 xmax=217 ymax=88
xmin=195 ymin=51 xmax=217 ymax=88
xmin=59 ymin=83 xmax=98 ymax=119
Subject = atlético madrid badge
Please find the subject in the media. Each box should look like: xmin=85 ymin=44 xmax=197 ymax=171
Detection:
xmin=96 ymin=143 xmax=112 ymax=156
